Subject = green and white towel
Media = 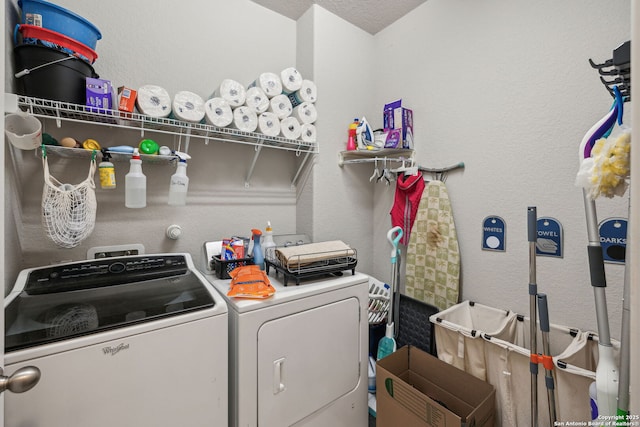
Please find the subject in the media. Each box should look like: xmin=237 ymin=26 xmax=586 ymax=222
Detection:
xmin=405 ymin=180 xmax=460 ymax=311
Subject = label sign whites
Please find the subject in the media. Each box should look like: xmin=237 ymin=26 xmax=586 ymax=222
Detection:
xmin=482 ymin=216 xmax=505 ymax=252
xmin=536 ymin=217 xmax=562 ymax=258
xmin=599 ymin=218 xmax=627 ymax=264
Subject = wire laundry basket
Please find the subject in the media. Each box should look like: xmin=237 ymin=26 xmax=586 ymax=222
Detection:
xmin=368 ymin=280 xmax=391 ymax=325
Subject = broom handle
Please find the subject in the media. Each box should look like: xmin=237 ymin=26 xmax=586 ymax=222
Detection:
xmin=528 ymin=206 xmax=539 ymax=427
xmin=538 ymin=293 xmax=557 ymax=424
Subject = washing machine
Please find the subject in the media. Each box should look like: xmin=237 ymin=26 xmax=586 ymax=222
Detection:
xmin=202 ymin=241 xmax=369 ymax=427
xmin=3 ymin=253 xmax=228 ymax=427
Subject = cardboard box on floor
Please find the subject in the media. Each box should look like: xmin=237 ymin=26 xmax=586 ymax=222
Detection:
xmin=376 ymin=346 xmax=495 ymax=427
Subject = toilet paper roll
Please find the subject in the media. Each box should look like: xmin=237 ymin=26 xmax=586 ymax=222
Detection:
xmin=257 ymin=112 xmax=281 ymax=137
xmin=268 ymin=94 xmax=293 ymax=119
xmin=248 ymin=72 xmax=282 ymax=98
xmin=136 ymin=85 xmax=172 ymax=118
xmin=280 ymin=67 xmax=303 ymax=94
xmin=300 ymin=123 xmax=317 ymax=143
xmin=244 ymin=86 xmax=270 ymax=114
xmin=212 ymin=79 xmax=246 ymax=108
xmin=287 ymin=79 xmax=317 ymax=107
xmin=232 ymin=106 xmax=258 ymax=132
xmin=204 ymin=97 xmax=233 ymax=127
xmin=280 ymin=117 xmax=301 ymax=140
xmin=292 ymin=101 xmax=317 ymax=124
xmin=172 ymin=91 xmax=206 ymax=123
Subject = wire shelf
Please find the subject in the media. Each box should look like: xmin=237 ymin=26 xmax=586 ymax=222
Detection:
xmin=15 ymin=95 xmax=319 ymax=154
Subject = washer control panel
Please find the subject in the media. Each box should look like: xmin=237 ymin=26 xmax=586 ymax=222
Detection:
xmin=25 ymin=255 xmax=189 ymax=295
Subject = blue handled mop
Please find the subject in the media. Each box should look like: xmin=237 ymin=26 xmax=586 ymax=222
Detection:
xmin=377 ymin=226 xmax=403 ymax=360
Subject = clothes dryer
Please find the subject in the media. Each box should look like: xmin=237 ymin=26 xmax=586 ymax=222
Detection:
xmin=203 ymin=261 xmax=368 ymax=427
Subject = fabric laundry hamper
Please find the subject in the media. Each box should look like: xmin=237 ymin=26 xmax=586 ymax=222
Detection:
xmin=431 ymin=300 xmax=620 ymax=427
xmin=487 ymin=318 xmax=620 ymax=427
xmin=429 ymin=300 xmax=519 ymax=381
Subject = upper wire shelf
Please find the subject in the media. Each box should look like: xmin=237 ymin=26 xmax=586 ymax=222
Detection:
xmin=12 ymin=95 xmax=319 ymax=155
xmin=589 ymin=40 xmax=631 ymax=102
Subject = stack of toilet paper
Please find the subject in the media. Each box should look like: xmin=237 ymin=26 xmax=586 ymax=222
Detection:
xmin=241 ymin=67 xmax=318 ymax=142
xmin=134 ymin=67 xmax=317 ymax=143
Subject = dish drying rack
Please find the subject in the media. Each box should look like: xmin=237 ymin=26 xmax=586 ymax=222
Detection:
xmin=264 ymin=246 xmax=358 ymax=286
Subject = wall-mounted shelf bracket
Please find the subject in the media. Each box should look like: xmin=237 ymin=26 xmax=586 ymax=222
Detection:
xmin=338 ymin=149 xmax=414 ymax=167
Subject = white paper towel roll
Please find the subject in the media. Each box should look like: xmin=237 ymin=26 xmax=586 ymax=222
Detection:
xmin=232 ymin=106 xmax=258 ymax=132
xmin=172 ymin=91 xmax=206 ymax=123
xmin=204 ymin=97 xmax=233 ymax=127
xmin=212 ymin=79 xmax=246 ymax=108
xmin=244 ymin=86 xmax=270 ymax=114
xmin=136 ymin=85 xmax=172 ymax=118
xmin=292 ymin=101 xmax=317 ymax=124
xmin=280 ymin=117 xmax=301 ymax=140
xmin=300 ymin=123 xmax=317 ymax=143
xmin=248 ymin=72 xmax=282 ymax=98
xmin=287 ymin=79 xmax=317 ymax=107
xmin=280 ymin=67 xmax=303 ymax=94
xmin=257 ymin=112 xmax=281 ymax=137
xmin=268 ymin=94 xmax=293 ymax=119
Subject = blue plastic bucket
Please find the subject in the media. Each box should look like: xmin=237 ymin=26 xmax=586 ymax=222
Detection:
xmin=18 ymin=0 xmax=101 ymax=50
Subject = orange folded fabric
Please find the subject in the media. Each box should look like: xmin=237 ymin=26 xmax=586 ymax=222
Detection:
xmin=227 ymin=265 xmax=275 ymax=299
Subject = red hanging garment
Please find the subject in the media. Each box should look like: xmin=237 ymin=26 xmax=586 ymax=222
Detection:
xmin=390 ymin=172 xmax=425 ymax=245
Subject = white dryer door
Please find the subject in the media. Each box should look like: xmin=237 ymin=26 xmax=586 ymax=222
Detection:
xmin=257 ymin=297 xmax=361 ymax=427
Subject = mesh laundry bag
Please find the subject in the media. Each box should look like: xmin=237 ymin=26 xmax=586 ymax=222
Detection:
xmin=41 ymin=154 xmax=97 ymax=248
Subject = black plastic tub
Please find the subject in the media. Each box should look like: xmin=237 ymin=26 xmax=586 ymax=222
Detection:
xmin=13 ymin=44 xmax=98 ymax=104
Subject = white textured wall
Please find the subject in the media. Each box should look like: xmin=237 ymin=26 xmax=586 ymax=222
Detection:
xmin=4 ymin=0 xmax=301 ymax=278
xmin=372 ymin=0 xmax=631 ymax=337
xmin=299 ymin=5 xmax=378 ymax=273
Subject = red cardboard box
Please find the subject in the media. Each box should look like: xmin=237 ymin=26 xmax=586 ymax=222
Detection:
xmin=118 ymin=86 xmax=137 ymax=113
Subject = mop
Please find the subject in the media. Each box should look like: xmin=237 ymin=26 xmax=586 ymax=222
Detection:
xmin=527 ymin=206 xmax=539 ymax=427
xmin=377 ymin=226 xmax=403 ymax=360
xmin=575 ymin=88 xmax=627 ymax=421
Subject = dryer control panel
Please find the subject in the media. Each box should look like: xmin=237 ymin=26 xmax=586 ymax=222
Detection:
xmin=24 ymin=255 xmax=189 ymax=295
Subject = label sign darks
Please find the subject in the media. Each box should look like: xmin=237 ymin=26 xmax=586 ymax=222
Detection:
xmin=482 ymin=216 xmax=505 ymax=252
xmin=536 ymin=217 xmax=562 ymax=258
xmin=599 ymin=218 xmax=627 ymax=264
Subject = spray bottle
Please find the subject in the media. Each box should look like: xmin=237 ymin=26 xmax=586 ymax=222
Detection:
xmin=168 ymin=151 xmax=191 ymax=206
xmin=251 ymin=229 xmax=264 ymax=270
xmin=262 ymin=221 xmax=276 ymax=260
xmin=347 ymin=118 xmax=359 ymax=151
xmin=125 ymin=148 xmax=146 ymax=208
xmin=98 ymin=149 xmax=116 ymax=190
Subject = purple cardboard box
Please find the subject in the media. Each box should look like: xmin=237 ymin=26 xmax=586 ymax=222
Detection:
xmin=86 ymin=78 xmax=116 ymax=113
xmin=383 ymin=99 xmax=414 ymax=149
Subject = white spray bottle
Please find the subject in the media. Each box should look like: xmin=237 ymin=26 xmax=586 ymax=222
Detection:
xmin=168 ymin=151 xmax=191 ymax=206
xmin=125 ymin=148 xmax=146 ymax=208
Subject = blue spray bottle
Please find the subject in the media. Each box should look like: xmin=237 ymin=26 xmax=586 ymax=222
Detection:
xmin=251 ymin=229 xmax=264 ymax=270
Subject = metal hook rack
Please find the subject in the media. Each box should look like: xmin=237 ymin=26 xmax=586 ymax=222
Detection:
xmin=589 ymin=40 xmax=631 ymax=102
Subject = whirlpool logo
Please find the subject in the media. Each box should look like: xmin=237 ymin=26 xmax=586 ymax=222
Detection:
xmin=102 ymin=343 xmax=130 ymax=356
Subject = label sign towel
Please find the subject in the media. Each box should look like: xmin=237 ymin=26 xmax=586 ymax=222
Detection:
xmin=405 ymin=180 xmax=460 ymax=311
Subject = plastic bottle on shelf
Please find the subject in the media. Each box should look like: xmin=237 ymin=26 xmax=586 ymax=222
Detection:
xmin=262 ymin=221 xmax=276 ymax=260
xmin=251 ymin=229 xmax=265 ymax=270
xmin=168 ymin=151 xmax=190 ymax=206
xmin=125 ymin=148 xmax=146 ymax=208
xmin=347 ymin=118 xmax=359 ymax=151
xmin=98 ymin=149 xmax=116 ymax=190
